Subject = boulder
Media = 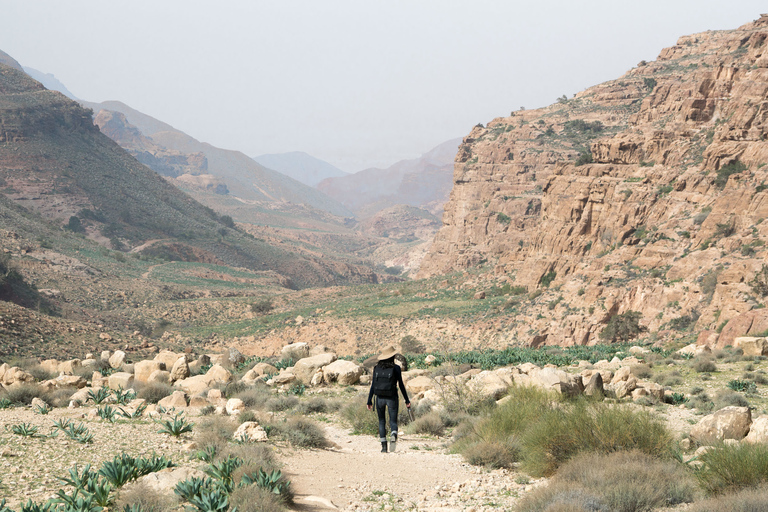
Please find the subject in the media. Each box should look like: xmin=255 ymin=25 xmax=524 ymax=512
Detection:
xmin=158 ymin=390 xmax=188 ymax=409
xmin=148 ymin=370 xmax=171 ymax=385
xmin=271 ymin=372 xmax=296 ymax=385
xmin=583 ymin=372 xmax=604 ymax=397
xmin=189 ymin=394 xmax=210 ymax=408
xmin=100 ymin=350 xmax=111 ymax=362
xmin=406 ymin=375 xmax=436 ymax=395
xmin=206 ymin=364 xmax=234 ymax=386
xmin=322 ymin=360 xmax=364 ymax=385
xmin=2 ymin=367 xmax=35 ymax=387
xmin=640 ymin=381 xmax=665 ymax=401
xmin=690 ymin=406 xmax=752 ymax=445
xmin=207 ymin=389 xmax=223 ymax=401
xmin=310 ymin=370 xmax=324 ymax=387
xmin=154 ymin=350 xmax=182 ymax=369
xmin=293 ymin=353 xmax=337 ymax=384
xmin=745 ymin=415 xmax=768 ymax=444
xmin=517 ymin=367 xmax=583 ymax=396
xmin=58 ymin=359 xmax=82 ymax=375
xmin=629 ymin=346 xmax=650 ymax=355
xmin=81 ymin=359 xmax=99 ymax=369
xmin=468 ymin=371 xmax=510 ymax=400
xmin=226 ymin=347 xmax=246 ymax=366
xmin=108 ymin=350 xmax=126 ymax=370
xmin=31 ymin=397 xmax=48 ymax=410
xmin=175 ymin=375 xmax=212 ymax=396
xmin=281 ymin=342 xmax=310 ymax=361
xmin=108 ymin=372 xmax=134 ymax=390
xmin=252 ymin=362 xmax=279 ymax=376
xmin=226 ymin=398 xmax=245 ymax=415
xmin=134 ymin=360 xmax=166 ymax=383
xmin=40 ymin=359 xmax=60 ymax=375
xmin=611 ymin=376 xmax=638 ymax=399
xmin=310 ymin=345 xmax=333 ymax=356
xmin=170 ymin=357 xmax=190 ymax=382
xmin=425 ymin=355 xmax=437 ymax=366
xmin=233 ymin=421 xmax=268 ymax=442
xmin=677 ymin=343 xmax=711 ymax=357
xmin=610 ymin=366 xmax=632 ymax=384
xmin=142 ymin=467 xmax=207 ymax=496
xmin=718 ymin=309 xmax=768 ymax=348
xmin=50 ymin=374 xmax=87 ymax=389
xmin=733 ymin=337 xmax=768 ymax=356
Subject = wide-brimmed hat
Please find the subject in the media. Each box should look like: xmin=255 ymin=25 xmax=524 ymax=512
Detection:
xmin=377 ymin=345 xmax=400 ymax=361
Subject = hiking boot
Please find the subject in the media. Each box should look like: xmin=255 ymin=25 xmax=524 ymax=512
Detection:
xmin=389 ymin=436 xmax=397 ymax=452
xmin=381 ymin=442 xmax=388 ymax=453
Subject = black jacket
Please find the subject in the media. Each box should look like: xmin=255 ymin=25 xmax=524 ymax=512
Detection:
xmin=367 ymin=363 xmax=409 ymax=405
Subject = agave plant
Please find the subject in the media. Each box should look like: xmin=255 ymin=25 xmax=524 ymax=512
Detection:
xmin=186 ymin=487 xmax=232 ymax=512
xmin=112 ymin=386 xmax=136 ymax=405
xmin=34 ymin=402 xmax=51 ymax=415
xmin=18 ymin=499 xmax=58 ymax=512
xmin=193 ymin=445 xmax=217 ymax=463
xmin=9 ymin=422 xmax=43 ymax=438
xmin=241 ymin=468 xmax=291 ymax=497
xmin=204 ymin=455 xmax=243 ymax=494
xmin=54 ymin=419 xmax=94 ymax=444
xmin=134 ymin=453 xmax=175 ymax=477
xmin=51 ymin=487 xmax=104 ymax=512
xmin=87 ymin=387 xmax=111 ymax=405
xmin=98 ymin=453 xmax=137 ymax=488
xmin=0 ymin=398 xmax=12 ymax=409
xmin=117 ymin=401 xmax=147 ymax=419
xmin=97 ymin=405 xmax=118 ymax=423
xmin=175 ymin=476 xmax=214 ymax=502
xmin=155 ymin=412 xmax=194 ymax=437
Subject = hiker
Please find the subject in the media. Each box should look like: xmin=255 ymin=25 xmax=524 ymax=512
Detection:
xmin=367 ymin=345 xmax=411 ymax=453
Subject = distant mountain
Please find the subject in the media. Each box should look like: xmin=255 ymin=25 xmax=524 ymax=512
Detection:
xmin=0 ymin=50 xmax=22 ymax=71
xmin=82 ymin=101 xmax=353 ymax=218
xmin=0 ymin=59 xmax=375 ymax=288
xmin=252 ymin=152 xmax=348 ymax=187
xmin=23 ymin=67 xmax=77 ymax=99
xmin=317 ymin=138 xmax=461 ymax=218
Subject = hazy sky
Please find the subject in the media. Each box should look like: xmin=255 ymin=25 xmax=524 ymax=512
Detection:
xmin=1 ymin=1 xmax=766 ymax=171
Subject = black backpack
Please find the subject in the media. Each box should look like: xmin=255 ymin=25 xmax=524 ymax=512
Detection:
xmin=372 ymin=365 xmax=396 ymax=397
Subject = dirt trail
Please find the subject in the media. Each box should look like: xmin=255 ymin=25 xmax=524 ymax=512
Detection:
xmin=282 ymin=423 xmax=532 ymax=511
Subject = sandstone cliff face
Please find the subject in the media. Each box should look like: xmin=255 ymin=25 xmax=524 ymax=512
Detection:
xmin=420 ymin=15 xmax=768 ymax=347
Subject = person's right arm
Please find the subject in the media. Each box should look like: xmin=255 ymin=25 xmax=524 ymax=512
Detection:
xmin=367 ymin=367 xmax=376 ymax=409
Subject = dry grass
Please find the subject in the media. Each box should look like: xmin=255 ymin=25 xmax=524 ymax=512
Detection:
xmin=517 ymin=451 xmax=698 ymax=512
xmin=696 ymin=443 xmax=768 ymax=495
xmin=113 ymin=481 xmax=178 ymax=511
xmin=687 ymin=485 xmax=768 ymax=512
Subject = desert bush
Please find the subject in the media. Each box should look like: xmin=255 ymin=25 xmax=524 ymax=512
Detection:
xmin=630 ymin=364 xmax=652 ymax=379
xmin=136 ymin=382 xmax=173 ymax=404
xmin=400 ymin=335 xmax=425 ymax=354
xmin=5 ymin=383 xmax=43 ymax=405
xmin=113 ymin=481 xmax=177 ymax=511
xmin=653 ymin=371 xmax=683 ymax=387
xmin=251 ymin=298 xmax=274 ymax=314
xmin=517 ymin=451 xmax=698 ymax=512
xmin=195 ymin=416 xmax=237 ymax=454
xmin=599 ymin=311 xmax=643 ymax=342
xmin=341 ymin=395 xmax=378 ymax=436
xmin=687 ymin=485 xmax=768 ymax=512
xmin=265 ymin=394 xmax=298 ymax=412
xmin=47 ymin=388 xmax=74 ymax=408
xmin=26 ymin=365 xmax=54 ymax=382
xmin=234 ymin=384 xmax=272 ymax=409
xmin=713 ymin=389 xmax=749 ymax=409
xmin=686 ymin=392 xmax=714 ymax=412
xmin=223 ymin=381 xmax=250 ymax=398
xmin=452 ymin=386 xmax=672 ymax=476
xmin=693 ymin=357 xmax=717 ymax=373
xmin=696 ymin=443 xmax=768 ymax=495
xmin=229 ymin=484 xmax=287 ymax=512
xmin=223 ymin=443 xmax=276 ymax=470
xmin=295 ymin=397 xmax=338 ymax=415
xmin=271 ymin=416 xmax=327 ymax=449
xmin=407 ymin=411 xmax=446 ymax=437
xmin=462 ymin=440 xmax=520 ymax=469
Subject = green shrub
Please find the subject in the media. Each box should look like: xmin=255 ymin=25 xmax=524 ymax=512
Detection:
xmin=749 ymin=264 xmax=768 ymax=297
xmin=497 ymin=212 xmax=512 ymax=225
xmin=540 ymin=271 xmax=557 ymax=288
xmin=155 ymin=412 xmax=194 ymax=437
xmin=517 ymin=451 xmax=698 ymax=512
xmin=400 ymin=335 xmax=425 ymax=354
xmin=697 ymin=443 xmax=768 ymax=495
xmin=251 ymin=298 xmax=274 ymax=314
xmin=136 ymin=382 xmax=174 ymax=404
xmin=714 ymin=161 xmax=746 ymax=189
xmin=599 ymin=311 xmax=643 ymax=342
xmin=462 ymin=440 xmax=520 ymax=469
xmin=727 ymin=379 xmax=757 ymax=394
xmin=713 ymin=389 xmax=749 ymax=409
xmin=575 ymin=150 xmax=593 ymax=166
xmin=266 ymin=395 xmax=298 ymax=412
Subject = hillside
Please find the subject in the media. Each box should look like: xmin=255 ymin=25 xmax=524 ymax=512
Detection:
xmin=419 ymin=15 xmax=768 ymax=348
xmin=81 ymin=100 xmax=353 ymax=218
xmin=0 ymin=60 xmax=376 ymax=290
xmin=317 ymin=138 xmax=461 ymax=218
xmin=252 ymin=151 xmax=348 ymax=187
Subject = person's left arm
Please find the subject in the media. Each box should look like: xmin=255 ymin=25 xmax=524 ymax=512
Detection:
xmin=395 ymin=365 xmax=410 ymax=407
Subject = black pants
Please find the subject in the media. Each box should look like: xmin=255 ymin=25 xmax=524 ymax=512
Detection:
xmin=375 ymin=396 xmax=399 ymax=442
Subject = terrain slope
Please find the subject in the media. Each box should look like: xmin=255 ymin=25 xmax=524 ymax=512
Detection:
xmin=419 ymin=15 xmax=768 ymax=348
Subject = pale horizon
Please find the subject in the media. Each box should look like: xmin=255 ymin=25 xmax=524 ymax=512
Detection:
xmin=1 ymin=1 xmax=765 ymax=172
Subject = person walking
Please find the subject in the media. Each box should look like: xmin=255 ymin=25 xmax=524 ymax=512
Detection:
xmin=367 ymin=345 xmax=411 ymax=453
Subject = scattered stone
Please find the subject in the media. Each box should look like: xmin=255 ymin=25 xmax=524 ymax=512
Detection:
xmin=690 ymin=406 xmax=752 ymax=445
xmin=233 ymin=421 xmax=269 ymax=442
xmin=108 ymin=350 xmax=126 ymax=370
xmin=323 ymin=360 xmax=364 ymax=385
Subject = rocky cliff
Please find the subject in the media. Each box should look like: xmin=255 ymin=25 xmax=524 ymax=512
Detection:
xmin=419 ymin=15 xmax=768 ymax=348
